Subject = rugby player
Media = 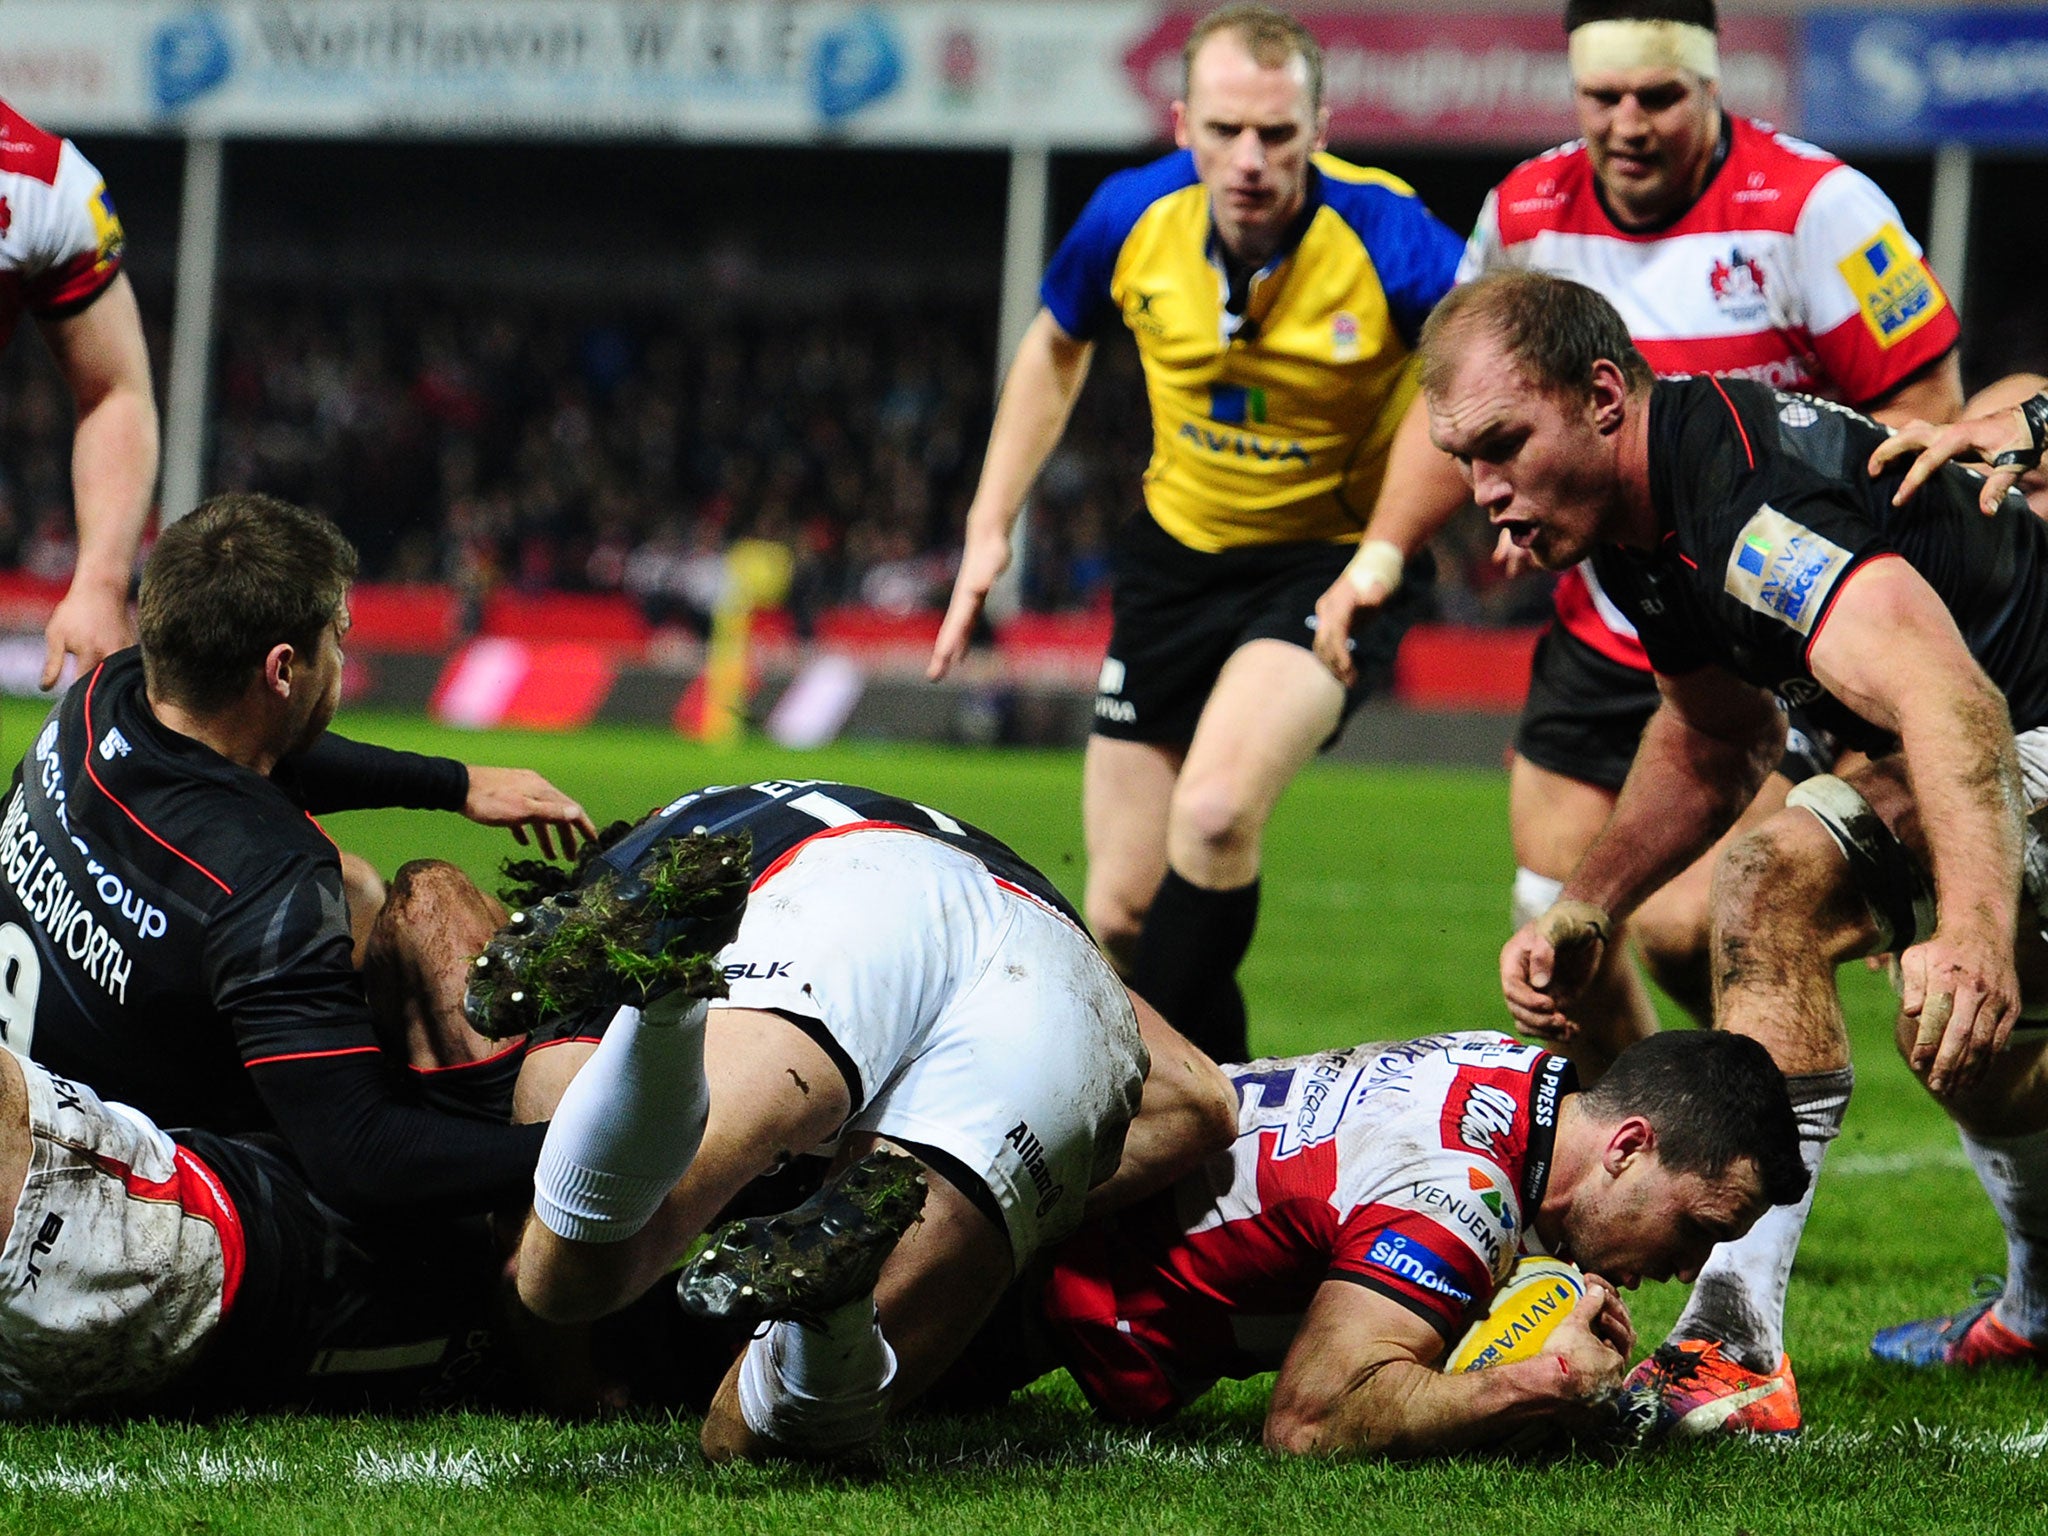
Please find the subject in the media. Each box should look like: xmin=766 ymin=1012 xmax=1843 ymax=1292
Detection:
xmin=1313 ymin=0 xmax=1961 ymax=1078
xmin=929 ymin=4 xmax=1464 ymax=1062
xmin=1425 ymin=272 xmax=2048 ymax=1430
xmin=928 ymin=1027 xmax=1802 ymax=1456
xmin=0 ymin=98 xmax=158 ymax=687
xmin=0 ymin=493 xmax=595 ymax=1221
xmin=478 ymin=778 xmax=1234 ymax=1461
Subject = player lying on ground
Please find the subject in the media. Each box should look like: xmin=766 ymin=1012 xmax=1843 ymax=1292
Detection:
xmin=914 ymin=1028 xmax=1803 ymax=1456
xmin=450 ymin=779 xmax=1235 ymax=1459
xmin=0 ymin=782 xmax=1232 ymax=1422
xmin=1425 ymin=273 xmax=2048 ymax=1432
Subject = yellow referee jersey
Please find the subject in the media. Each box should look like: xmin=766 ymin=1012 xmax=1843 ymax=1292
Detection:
xmin=1041 ymin=150 xmax=1462 ymax=552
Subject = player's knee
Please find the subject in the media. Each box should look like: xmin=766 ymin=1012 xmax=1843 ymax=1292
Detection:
xmin=1168 ymin=774 xmax=1261 ymax=865
xmin=1086 ymin=886 xmax=1149 ymax=971
xmin=1710 ymin=811 xmax=1837 ymax=935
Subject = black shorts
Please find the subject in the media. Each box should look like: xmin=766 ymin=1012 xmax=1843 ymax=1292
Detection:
xmin=155 ymin=1131 xmax=513 ymax=1416
xmin=1514 ymin=622 xmax=1836 ymax=792
xmin=1094 ymin=513 xmax=1433 ymax=746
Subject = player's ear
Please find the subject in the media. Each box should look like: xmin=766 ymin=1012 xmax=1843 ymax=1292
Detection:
xmin=1604 ymin=1114 xmax=1655 ymax=1174
xmin=1313 ymin=103 xmax=1331 ymax=154
xmin=1172 ymin=98 xmax=1192 ymax=149
xmin=263 ymin=641 xmax=296 ymax=700
xmin=1589 ymin=359 xmax=1630 ymax=434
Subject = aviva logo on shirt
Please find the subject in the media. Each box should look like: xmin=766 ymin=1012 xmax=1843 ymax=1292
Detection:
xmin=1210 ymin=384 xmax=1267 ymax=425
xmin=1838 ymin=223 xmax=1944 ymax=348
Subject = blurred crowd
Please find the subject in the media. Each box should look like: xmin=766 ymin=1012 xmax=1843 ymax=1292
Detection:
xmin=0 ymin=285 xmax=1556 ymax=632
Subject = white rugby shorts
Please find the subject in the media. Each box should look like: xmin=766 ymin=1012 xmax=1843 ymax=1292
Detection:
xmin=0 ymin=1052 xmax=239 ymax=1414
xmin=718 ymin=829 xmax=1145 ymax=1266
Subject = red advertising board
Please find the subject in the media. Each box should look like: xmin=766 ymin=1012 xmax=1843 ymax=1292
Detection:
xmin=1124 ymin=11 xmax=1793 ymax=148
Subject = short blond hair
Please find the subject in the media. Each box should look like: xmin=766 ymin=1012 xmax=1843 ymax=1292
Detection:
xmin=1182 ymin=4 xmax=1323 ymax=114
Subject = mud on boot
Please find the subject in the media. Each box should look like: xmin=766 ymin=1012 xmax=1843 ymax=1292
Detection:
xmin=676 ymin=1149 xmax=929 ymax=1328
xmin=463 ymin=831 xmax=753 ymax=1040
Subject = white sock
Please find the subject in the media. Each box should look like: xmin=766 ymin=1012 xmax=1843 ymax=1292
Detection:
xmin=735 ymin=1295 xmax=896 ymax=1453
xmin=1671 ymin=1066 xmax=1852 ymax=1371
xmin=531 ymin=996 xmax=710 ymax=1243
xmin=1959 ymin=1123 xmax=2048 ymax=1342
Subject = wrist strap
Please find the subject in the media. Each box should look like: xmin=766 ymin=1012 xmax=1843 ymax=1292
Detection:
xmin=1344 ymin=539 xmax=1406 ymax=600
xmin=1992 ymin=392 xmax=2048 ymax=474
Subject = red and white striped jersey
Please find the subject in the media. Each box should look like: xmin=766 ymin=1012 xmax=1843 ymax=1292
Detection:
xmin=1040 ymin=1032 xmax=1573 ymax=1421
xmin=1461 ymin=115 xmax=1958 ymax=669
xmin=0 ymin=98 xmax=124 ymax=351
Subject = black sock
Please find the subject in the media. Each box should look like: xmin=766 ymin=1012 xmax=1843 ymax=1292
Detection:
xmin=1128 ymin=870 xmax=1260 ymax=1063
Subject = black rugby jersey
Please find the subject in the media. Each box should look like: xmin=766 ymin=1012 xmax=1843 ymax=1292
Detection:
xmin=599 ymin=779 xmax=1081 ymax=926
xmin=1591 ymin=377 xmax=2048 ymax=748
xmin=0 ymin=650 xmax=542 ymax=1217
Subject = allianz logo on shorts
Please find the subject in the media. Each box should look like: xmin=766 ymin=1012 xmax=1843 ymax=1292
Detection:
xmin=1005 ymin=1118 xmax=1067 ymax=1218
xmin=1095 ymin=656 xmax=1135 ymax=724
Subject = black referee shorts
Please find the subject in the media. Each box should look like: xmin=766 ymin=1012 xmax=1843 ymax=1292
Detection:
xmin=1093 ymin=512 xmax=1433 ymax=747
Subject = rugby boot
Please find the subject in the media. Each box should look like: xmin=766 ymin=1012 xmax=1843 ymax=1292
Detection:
xmin=462 ymin=831 xmax=752 ymax=1039
xmin=677 ymin=1149 xmax=929 ymax=1328
xmin=1872 ymin=1280 xmax=2048 ymax=1369
xmin=1623 ymin=1337 xmax=1802 ymax=1440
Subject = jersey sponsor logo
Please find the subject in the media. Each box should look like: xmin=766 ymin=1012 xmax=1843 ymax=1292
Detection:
xmin=1123 ymin=289 xmax=1167 ymax=339
xmin=1405 ymin=1175 xmax=1508 ymax=1264
xmin=1708 ymin=247 xmax=1770 ymax=324
xmin=1175 ymin=421 xmax=1312 ymax=466
xmin=1778 ymin=400 xmax=1821 ymax=429
xmin=1364 ymin=1230 xmax=1473 ymax=1306
xmin=88 ymin=181 xmax=123 ymax=266
xmin=1733 ymin=170 xmax=1781 ymax=206
xmin=1095 ymin=696 xmax=1137 ymax=724
xmin=1469 ymin=1164 xmax=1515 ymax=1232
xmin=1837 ymin=223 xmax=1944 ymax=348
xmin=1723 ymin=504 xmax=1853 ymax=636
xmin=1097 ymin=657 xmax=1126 ymax=696
xmin=97 ymin=727 xmax=131 ymax=762
xmin=1332 ymin=311 xmax=1360 ymax=362
xmin=1505 ymin=176 xmax=1567 ymax=217
xmin=1210 ymin=384 xmax=1268 ymax=425
xmin=1454 ymin=1083 xmax=1518 ymax=1155
xmin=1236 ymin=1048 xmax=1359 ymax=1158
xmin=1004 ymin=1118 xmax=1068 ymax=1218
xmin=0 ymin=196 xmax=9 ymax=237
xmin=1778 ymin=676 xmax=1826 ymax=706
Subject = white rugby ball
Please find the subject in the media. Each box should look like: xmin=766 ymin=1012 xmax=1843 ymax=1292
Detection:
xmin=1444 ymin=1256 xmax=1586 ymax=1373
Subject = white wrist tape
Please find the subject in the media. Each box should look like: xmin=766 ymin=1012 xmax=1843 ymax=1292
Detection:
xmin=1568 ymin=19 xmax=1719 ymax=80
xmin=1344 ymin=539 xmax=1406 ymax=600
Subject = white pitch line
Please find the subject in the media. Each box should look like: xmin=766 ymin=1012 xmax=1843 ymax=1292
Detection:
xmin=6 ymin=1418 xmax=2048 ymax=1498
xmin=1828 ymin=1145 xmax=1972 ymax=1176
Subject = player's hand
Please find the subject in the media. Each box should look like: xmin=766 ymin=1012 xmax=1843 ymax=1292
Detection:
xmin=1546 ymin=1281 xmax=1629 ymax=1403
xmin=1870 ymin=408 xmax=2033 ymax=516
xmin=41 ymin=579 xmax=133 ymax=690
xmin=1310 ymin=574 xmax=1378 ymax=687
xmin=1899 ymin=922 xmax=2021 ymax=1096
xmin=928 ymin=520 xmax=1012 ymax=681
xmin=462 ymin=766 xmax=597 ymax=861
xmin=1500 ymin=900 xmax=1611 ymax=1039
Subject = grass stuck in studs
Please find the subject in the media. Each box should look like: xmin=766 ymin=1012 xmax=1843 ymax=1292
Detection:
xmin=463 ymin=830 xmax=753 ymax=1039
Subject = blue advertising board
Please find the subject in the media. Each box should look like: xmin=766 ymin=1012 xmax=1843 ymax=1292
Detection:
xmin=1802 ymin=9 xmax=2048 ymax=148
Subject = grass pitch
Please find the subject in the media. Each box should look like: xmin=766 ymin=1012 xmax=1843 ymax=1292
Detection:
xmin=0 ymin=709 xmax=2040 ymax=1535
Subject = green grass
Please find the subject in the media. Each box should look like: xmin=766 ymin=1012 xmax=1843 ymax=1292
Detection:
xmin=1 ymin=709 xmax=2041 ymax=1534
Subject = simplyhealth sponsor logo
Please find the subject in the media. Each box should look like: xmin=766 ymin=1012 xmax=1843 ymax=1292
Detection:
xmin=1365 ymin=1231 xmax=1472 ymax=1306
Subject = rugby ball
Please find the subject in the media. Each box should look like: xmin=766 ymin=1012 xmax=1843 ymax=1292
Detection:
xmin=1444 ymin=1257 xmax=1586 ymax=1373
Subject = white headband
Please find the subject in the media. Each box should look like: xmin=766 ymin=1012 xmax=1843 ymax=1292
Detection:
xmin=1568 ymin=19 xmax=1719 ymax=81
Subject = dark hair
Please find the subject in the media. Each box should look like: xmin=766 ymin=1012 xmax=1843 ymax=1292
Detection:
xmin=1580 ymin=1031 xmax=1808 ymax=1207
xmin=1564 ymin=0 xmax=1717 ymax=34
xmin=1420 ymin=271 xmax=1654 ymax=403
xmin=1183 ymin=4 xmax=1324 ymax=116
xmin=499 ymin=817 xmax=636 ymax=909
xmin=138 ymin=493 xmax=358 ymax=713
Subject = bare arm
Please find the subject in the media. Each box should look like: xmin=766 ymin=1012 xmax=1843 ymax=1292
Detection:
xmin=1311 ymin=390 xmax=1472 ymax=686
xmin=928 ymin=309 xmax=1094 ymax=679
xmin=1082 ymin=990 xmax=1236 ymax=1220
xmin=1807 ymin=559 xmax=2025 ymax=1093
xmin=1501 ymin=666 xmax=1783 ymax=1035
xmin=1263 ymin=1277 xmax=1630 ymax=1458
xmin=38 ymin=273 xmax=158 ymax=688
xmin=1862 ymin=350 xmax=1963 ymax=432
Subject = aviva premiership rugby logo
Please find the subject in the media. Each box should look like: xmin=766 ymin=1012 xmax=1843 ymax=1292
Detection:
xmin=1838 ymin=223 xmax=1944 ymax=348
xmin=1724 ymin=505 xmax=1852 ymax=636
